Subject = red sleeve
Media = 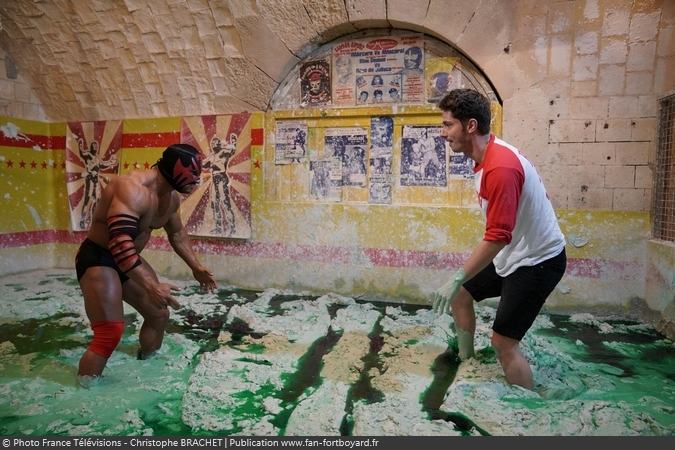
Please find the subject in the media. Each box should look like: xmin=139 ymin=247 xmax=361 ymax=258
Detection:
xmin=483 ymin=165 xmax=524 ymax=244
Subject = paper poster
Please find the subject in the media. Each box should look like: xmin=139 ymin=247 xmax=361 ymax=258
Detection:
xmin=368 ymin=116 xmax=393 ymax=204
xmin=300 ymin=59 xmax=331 ymax=108
xmin=179 ymin=114 xmax=253 ymax=239
xmin=332 ymin=34 xmax=424 ymax=106
xmin=324 ymin=127 xmax=368 ymax=186
xmin=400 ymin=125 xmax=447 ymax=187
xmin=449 ymin=153 xmax=475 ymax=179
xmin=309 ymin=160 xmax=341 ymax=202
xmin=275 ymin=120 xmax=308 ymax=164
xmin=65 ymin=121 xmax=122 ymax=231
xmin=426 ymin=57 xmax=462 ymax=104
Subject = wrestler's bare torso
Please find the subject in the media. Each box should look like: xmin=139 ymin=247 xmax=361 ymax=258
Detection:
xmin=86 ymin=168 xmax=179 ymax=252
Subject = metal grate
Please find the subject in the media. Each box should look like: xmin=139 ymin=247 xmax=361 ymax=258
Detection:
xmin=652 ymin=92 xmax=675 ymax=242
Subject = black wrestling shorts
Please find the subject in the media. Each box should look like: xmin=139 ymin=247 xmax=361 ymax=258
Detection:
xmin=75 ymin=238 xmax=129 ymax=283
xmin=462 ymin=248 xmax=567 ymax=341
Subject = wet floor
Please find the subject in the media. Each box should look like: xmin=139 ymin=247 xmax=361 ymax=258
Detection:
xmin=0 ymin=270 xmax=674 ymax=436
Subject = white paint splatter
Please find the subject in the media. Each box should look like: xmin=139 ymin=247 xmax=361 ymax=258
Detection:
xmin=0 ymin=122 xmax=43 ymax=150
xmin=558 ymin=284 xmax=571 ymax=294
xmin=567 ymin=234 xmax=589 ymax=247
xmin=25 ymin=205 xmax=42 ymax=227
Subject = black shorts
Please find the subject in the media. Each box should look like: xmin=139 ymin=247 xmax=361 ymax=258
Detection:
xmin=75 ymin=238 xmax=129 ymax=283
xmin=462 ymin=248 xmax=567 ymax=341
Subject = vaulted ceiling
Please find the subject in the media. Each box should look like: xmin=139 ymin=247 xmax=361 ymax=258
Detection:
xmin=0 ymin=0 xmax=374 ymax=122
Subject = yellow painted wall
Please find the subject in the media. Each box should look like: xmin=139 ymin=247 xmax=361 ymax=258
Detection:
xmin=0 ymin=112 xmax=665 ymax=327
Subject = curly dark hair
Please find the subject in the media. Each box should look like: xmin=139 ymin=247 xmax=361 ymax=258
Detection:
xmin=437 ymin=89 xmax=491 ymax=135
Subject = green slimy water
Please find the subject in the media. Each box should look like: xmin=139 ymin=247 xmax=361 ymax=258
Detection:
xmin=339 ymin=315 xmax=386 ymax=436
xmin=1 ymin=272 xmax=675 ymax=436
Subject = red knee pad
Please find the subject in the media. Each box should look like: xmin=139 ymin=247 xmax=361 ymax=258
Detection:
xmin=88 ymin=320 xmax=125 ymax=359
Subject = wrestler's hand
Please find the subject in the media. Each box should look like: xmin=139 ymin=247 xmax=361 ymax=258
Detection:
xmin=193 ymin=265 xmax=218 ymax=293
xmin=150 ymin=283 xmax=182 ymax=310
xmin=432 ymin=268 xmax=466 ymax=316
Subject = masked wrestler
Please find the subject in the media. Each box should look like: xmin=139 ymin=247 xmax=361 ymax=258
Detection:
xmin=74 ymin=143 xmax=218 ymax=384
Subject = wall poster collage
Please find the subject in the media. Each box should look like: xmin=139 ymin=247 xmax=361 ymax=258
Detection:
xmin=283 ymin=33 xmax=474 ymax=204
xmin=274 ymin=116 xmax=475 ymax=205
xmin=299 ymin=33 xmax=464 ymax=109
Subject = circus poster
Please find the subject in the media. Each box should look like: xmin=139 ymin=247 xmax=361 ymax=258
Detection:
xmin=65 ymin=121 xmax=122 ymax=231
xmin=179 ymin=114 xmax=252 ymax=239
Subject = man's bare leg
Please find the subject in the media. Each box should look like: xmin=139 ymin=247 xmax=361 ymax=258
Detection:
xmin=78 ymin=350 xmax=108 ymax=378
xmin=450 ymin=287 xmax=476 ymax=360
xmin=492 ymin=331 xmax=533 ymax=390
xmin=137 ymin=309 xmax=169 ymax=359
xmin=77 ymin=267 xmax=124 ymax=384
xmin=122 ymin=268 xmax=170 ymax=360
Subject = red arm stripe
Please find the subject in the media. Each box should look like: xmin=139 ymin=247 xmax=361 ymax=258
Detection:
xmin=108 ymin=214 xmax=142 ymax=273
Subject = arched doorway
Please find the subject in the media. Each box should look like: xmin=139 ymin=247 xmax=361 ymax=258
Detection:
xmin=265 ymin=29 xmax=501 ymax=206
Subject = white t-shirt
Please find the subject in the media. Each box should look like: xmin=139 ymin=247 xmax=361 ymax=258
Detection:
xmin=474 ymin=135 xmax=566 ymax=276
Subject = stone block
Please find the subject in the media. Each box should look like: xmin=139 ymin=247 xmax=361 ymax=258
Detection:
xmin=570 ymin=96 xmax=608 ymax=118
xmin=550 ymin=119 xmax=596 ymax=143
xmin=568 ymin=187 xmax=613 ymax=210
xmin=548 ymin=1 xmax=574 ymax=34
xmin=599 ymin=38 xmax=627 ymax=64
xmin=557 ymin=142 xmax=583 ymax=165
xmin=655 ymin=56 xmax=675 ymax=93
xmin=235 ymin=16 xmax=297 ymax=83
xmin=539 ymin=163 xmax=570 ymax=190
xmin=571 ymin=80 xmax=598 ymax=97
xmin=202 ymin=35 xmax=227 ymax=59
xmin=0 ymin=78 xmax=15 ymax=99
xmin=388 ymin=0 xmax=429 ymax=26
xmin=605 ymin=165 xmax=635 ymax=188
xmin=635 ymin=165 xmax=653 ymax=189
xmin=625 ymin=72 xmax=653 ymax=95
xmin=568 ymin=164 xmax=605 ymax=189
xmin=638 ymin=95 xmax=657 ymax=118
xmin=550 ymin=35 xmax=572 ymax=77
xmin=138 ymin=61 xmax=160 ymax=84
xmin=613 ymin=188 xmax=645 ymax=211
xmin=602 ymin=5 xmax=630 ymax=37
xmin=608 ymin=95 xmax=638 ymax=118
xmin=631 ymin=118 xmax=656 ymax=141
xmin=598 ymin=64 xmax=625 ymax=96
xmin=141 ymin=32 xmax=166 ymax=54
xmin=582 ymin=142 xmax=616 ymax=165
xmin=657 ymin=24 xmax=675 ymax=57
xmin=627 ymin=41 xmax=657 ymax=72
xmin=573 ymin=54 xmax=598 ymax=81
xmin=346 ymin=0 xmax=386 ymax=25
xmin=258 ymin=0 xmax=319 ymax=56
xmin=615 ymin=141 xmax=649 ymax=165
xmin=575 ymin=30 xmax=598 ymax=55
xmin=595 ymin=118 xmax=632 ymax=142
xmin=642 ymin=189 xmax=652 ymax=211
xmin=629 ymin=12 xmax=660 ymax=42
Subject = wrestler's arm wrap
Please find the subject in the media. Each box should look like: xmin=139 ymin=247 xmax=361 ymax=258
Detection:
xmin=108 ymin=213 xmax=142 ymax=273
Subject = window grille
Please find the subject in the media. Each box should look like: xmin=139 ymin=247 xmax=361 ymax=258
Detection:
xmin=652 ymin=91 xmax=675 ymax=242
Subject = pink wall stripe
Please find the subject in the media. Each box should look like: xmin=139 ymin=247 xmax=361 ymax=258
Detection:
xmin=0 ymin=230 xmax=640 ymax=281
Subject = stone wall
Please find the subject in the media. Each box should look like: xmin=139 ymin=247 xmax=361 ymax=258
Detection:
xmin=0 ymin=0 xmax=673 ymax=212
